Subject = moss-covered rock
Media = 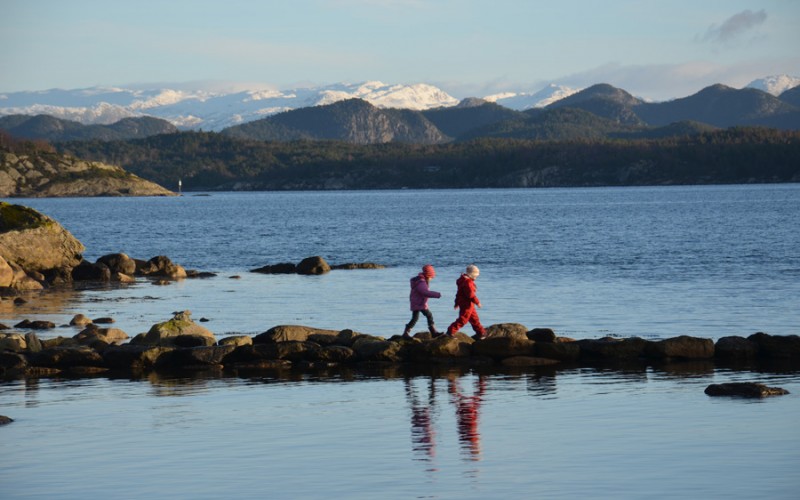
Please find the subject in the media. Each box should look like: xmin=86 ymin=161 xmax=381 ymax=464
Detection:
xmin=142 ymin=311 xmax=216 ymax=347
xmin=0 ymin=202 xmax=85 ymax=272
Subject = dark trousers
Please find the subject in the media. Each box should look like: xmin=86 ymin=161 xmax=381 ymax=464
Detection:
xmin=406 ymin=309 xmax=435 ymax=330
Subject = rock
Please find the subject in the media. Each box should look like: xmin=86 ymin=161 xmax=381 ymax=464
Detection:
xmin=268 ymin=341 xmax=322 ymax=362
xmin=142 ymin=311 xmax=216 ymax=347
xmin=93 ymin=317 xmax=115 ymax=324
xmin=254 ymin=325 xmax=339 ymax=344
xmin=330 ymin=263 xmax=386 ymax=270
xmin=112 ymin=272 xmax=136 ymax=283
xmin=747 ymin=332 xmax=800 ymax=359
xmin=0 ymin=333 xmax=27 ymax=352
xmin=704 ymin=382 xmax=789 ymax=398
xmin=485 ymin=323 xmax=529 ymax=339
xmin=472 ymin=336 xmax=535 ymax=360
xmin=501 ymin=356 xmax=560 ymax=367
xmin=534 ymin=341 xmax=580 ymax=362
xmin=0 ymin=351 xmax=28 ymax=375
xmin=351 ymin=338 xmax=403 ymax=362
xmin=71 ymin=260 xmax=111 ymax=281
xmin=0 ymin=415 xmax=13 ymax=425
xmin=0 ymin=255 xmax=12 ymax=287
xmin=74 ymin=325 xmax=129 ymax=346
xmin=527 ymin=328 xmax=557 ymax=342
xmin=414 ymin=334 xmax=473 ymax=360
xmin=715 ymin=336 xmax=758 ymax=361
xmin=578 ymin=337 xmax=650 ymax=360
xmin=7 ymin=262 xmax=44 ymax=291
xmin=172 ymin=334 xmax=216 ymax=347
xmin=0 ymin=202 xmax=85 ymax=272
xmin=218 ymin=335 xmax=253 ymax=347
xmin=250 ymin=263 xmax=297 ymax=274
xmin=24 ymin=332 xmax=42 ymax=353
xmin=102 ymin=344 xmax=172 ymax=370
xmin=42 ymin=266 xmax=73 ymax=285
xmin=156 ymin=345 xmax=236 ymax=369
xmin=296 ymin=256 xmax=330 ymax=275
xmin=31 ymin=346 xmax=105 ymax=368
xmin=649 ymin=335 xmax=714 ymax=360
xmin=70 ymin=314 xmax=93 ymax=327
xmin=14 ymin=319 xmax=56 ymax=330
xmin=96 ymin=253 xmax=136 ymax=275
xmin=316 ymin=345 xmax=356 ymax=363
xmin=139 ymin=255 xmax=187 ymax=279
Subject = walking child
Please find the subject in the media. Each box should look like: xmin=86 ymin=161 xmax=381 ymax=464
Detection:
xmin=403 ymin=264 xmax=442 ymax=338
xmin=446 ymin=264 xmax=486 ymax=339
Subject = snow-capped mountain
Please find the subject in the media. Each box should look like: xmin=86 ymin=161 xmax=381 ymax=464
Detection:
xmin=746 ymin=75 xmax=800 ymax=96
xmin=0 ymin=81 xmax=460 ymax=131
xmin=483 ymin=84 xmax=581 ymax=110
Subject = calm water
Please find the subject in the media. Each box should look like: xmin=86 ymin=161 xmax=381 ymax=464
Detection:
xmin=1 ymin=185 xmax=799 ymax=499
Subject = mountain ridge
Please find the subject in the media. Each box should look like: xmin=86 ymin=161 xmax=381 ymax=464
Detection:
xmin=2 ymin=75 xmax=797 ymax=131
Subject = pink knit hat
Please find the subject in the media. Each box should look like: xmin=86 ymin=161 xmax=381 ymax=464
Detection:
xmin=422 ymin=264 xmax=436 ymax=278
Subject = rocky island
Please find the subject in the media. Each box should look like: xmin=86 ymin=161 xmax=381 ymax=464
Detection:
xmin=0 ymin=132 xmax=174 ymax=197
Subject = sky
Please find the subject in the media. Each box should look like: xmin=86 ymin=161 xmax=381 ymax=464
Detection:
xmin=2 ymin=0 xmax=799 ymax=100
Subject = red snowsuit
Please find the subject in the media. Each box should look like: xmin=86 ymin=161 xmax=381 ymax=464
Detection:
xmin=446 ymin=273 xmax=485 ymax=336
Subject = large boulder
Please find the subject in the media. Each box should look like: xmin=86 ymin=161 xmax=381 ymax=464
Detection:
xmin=747 ymin=332 xmax=800 ymax=359
xmin=141 ymin=311 xmax=216 ymax=347
xmin=102 ymin=344 xmax=173 ymax=370
xmin=705 ymin=382 xmax=789 ymax=398
xmin=296 ymin=256 xmax=330 ymax=275
xmin=648 ymin=335 xmax=714 ymax=360
xmin=73 ymin=325 xmax=129 ymax=347
xmin=156 ymin=345 xmax=237 ymax=369
xmin=577 ymin=337 xmax=650 ymax=360
xmin=138 ymin=256 xmax=187 ymax=279
xmin=71 ymin=260 xmax=112 ymax=281
xmin=351 ymin=338 xmax=404 ymax=362
xmin=714 ymin=336 xmax=758 ymax=361
xmin=0 ymin=202 xmax=85 ymax=272
xmin=413 ymin=334 xmax=473 ymax=360
xmin=96 ymin=253 xmax=136 ymax=276
xmin=254 ymin=325 xmax=339 ymax=344
xmin=534 ymin=341 xmax=580 ymax=362
xmin=472 ymin=336 xmax=535 ymax=360
xmin=0 ymin=333 xmax=27 ymax=352
xmin=30 ymin=346 xmax=105 ymax=368
xmin=485 ymin=323 xmax=529 ymax=339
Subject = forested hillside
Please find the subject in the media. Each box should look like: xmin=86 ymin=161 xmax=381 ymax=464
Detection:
xmin=58 ymin=127 xmax=800 ymax=190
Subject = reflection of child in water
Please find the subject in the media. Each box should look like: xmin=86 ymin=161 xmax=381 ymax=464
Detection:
xmin=448 ymin=375 xmax=486 ymax=460
xmin=404 ymin=377 xmax=437 ymax=460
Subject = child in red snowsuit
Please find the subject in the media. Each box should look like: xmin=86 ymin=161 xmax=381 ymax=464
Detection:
xmin=446 ymin=265 xmax=486 ymax=339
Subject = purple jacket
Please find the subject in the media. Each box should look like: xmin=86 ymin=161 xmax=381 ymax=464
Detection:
xmin=409 ymin=274 xmax=441 ymax=311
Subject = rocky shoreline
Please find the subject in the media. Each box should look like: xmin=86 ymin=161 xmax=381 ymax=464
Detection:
xmin=1 ymin=310 xmax=798 ymax=384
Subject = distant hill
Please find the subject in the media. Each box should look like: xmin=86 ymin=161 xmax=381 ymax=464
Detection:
xmin=637 ymin=84 xmax=798 ymax=128
xmin=0 ymin=131 xmax=175 ymax=197
xmin=421 ymin=99 xmax=525 ymax=139
xmin=221 ymin=98 xmax=447 ymax=144
xmin=0 ymin=114 xmax=178 ymax=142
xmin=457 ymin=107 xmax=640 ymax=141
xmin=779 ymin=85 xmax=800 ymax=108
xmin=546 ymin=83 xmax=646 ymax=126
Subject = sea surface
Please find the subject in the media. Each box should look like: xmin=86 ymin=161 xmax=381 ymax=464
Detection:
xmin=1 ymin=185 xmax=799 ymax=499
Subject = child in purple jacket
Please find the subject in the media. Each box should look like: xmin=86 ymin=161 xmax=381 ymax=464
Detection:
xmin=403 ymin=264 xmax=442 ymax=338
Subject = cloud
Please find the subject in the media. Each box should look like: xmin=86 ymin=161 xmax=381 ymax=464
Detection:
xmin=701 ymin=9 xmax=767 ymax=44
